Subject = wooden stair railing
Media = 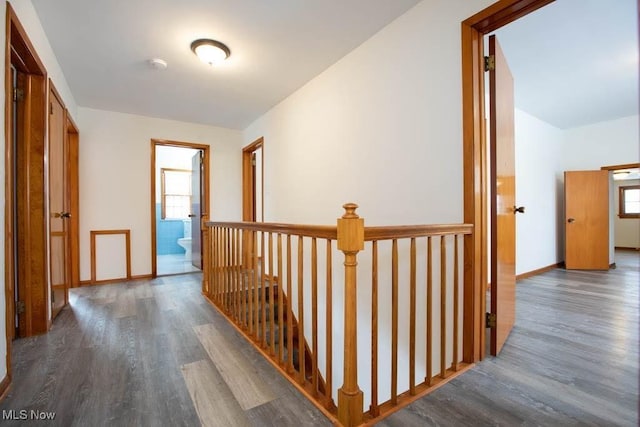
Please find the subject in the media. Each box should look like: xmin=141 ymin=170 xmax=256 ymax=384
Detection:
xmin=205 ymin=204 xmax=474 ymax=426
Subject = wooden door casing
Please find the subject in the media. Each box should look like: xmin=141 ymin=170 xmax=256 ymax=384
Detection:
xmin=564 ymin=170 xmax=610 ymax=270
xmin=489 ymin=35 xmax=516 ymax=356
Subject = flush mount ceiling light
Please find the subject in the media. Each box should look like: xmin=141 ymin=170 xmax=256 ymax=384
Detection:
xmin=191 ymin=39 xmax=231 ymax=66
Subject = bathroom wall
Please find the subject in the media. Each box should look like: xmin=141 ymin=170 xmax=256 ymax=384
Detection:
xmin=156 ymin=146 xmax=199 ymax=254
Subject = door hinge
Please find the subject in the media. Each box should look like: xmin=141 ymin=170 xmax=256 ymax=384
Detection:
xmin=52 ymin=291 xmax=55 ymax=304
xmin=50 ymin=103 xmax=54 ymax=115
xmin=16 ymin=301 xmax=25 ymax=315
xmin=13 ymin=88 xmax=24 ymax=102
xmin=251 ymin=153 xmax=256 ymax=166
xmin=484 ymin=55 xmax=495 ymax=72
xmin=486 ymin=312 xmax=496 ymax=328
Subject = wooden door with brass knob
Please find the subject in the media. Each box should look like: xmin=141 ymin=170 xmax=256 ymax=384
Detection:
xmin=564 ymin=170 xmax=609 ymax=270
xmin=49 ymin=85 xmax=70 ymax=318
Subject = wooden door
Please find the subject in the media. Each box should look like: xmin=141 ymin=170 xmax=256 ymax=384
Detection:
xmin=191 ymin=151 xmax=203 ymax=269
xmin=49 ymin=87 xmax=69 ymax=318
xmin=565 ymin=170 xmax=609 ymax=269
xmin=489 ymin=35 xmax=517 ymax=356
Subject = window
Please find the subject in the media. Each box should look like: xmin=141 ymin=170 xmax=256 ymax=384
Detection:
xmin=161 ymin=168 xmax=192 ymax=219
xmin=619 ymin=185 xmax=640 ymax=218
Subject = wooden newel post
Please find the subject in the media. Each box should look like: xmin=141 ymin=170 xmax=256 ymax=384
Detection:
xmin=337 ymin=203 xmax=365 ymax=427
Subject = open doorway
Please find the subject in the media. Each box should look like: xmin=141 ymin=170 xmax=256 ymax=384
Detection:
xmin=242 ymin=137 xmax=264 ymax=222
xmin=463 ymin=0 xmax=638 ymax=360
xmin=150 ymin=140 xmax=210 ymax=277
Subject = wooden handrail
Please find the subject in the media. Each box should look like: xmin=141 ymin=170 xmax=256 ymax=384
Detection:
xmin=364 ymin=223 xmax=473 ymax=240
xmin=206 ymin=220 xmax=337 ymax=239
xmin=203 ymin=203 xmax=474 ymax=427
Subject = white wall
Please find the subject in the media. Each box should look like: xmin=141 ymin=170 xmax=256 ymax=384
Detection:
xmin=515 ymin=109 xmax=565 ymax=275
xmin=562 ymin=115 xmax=640 ymax=170
xmin=244 ymin=0 xmax=494 ymax=226
xmin=242 ymin=0 xmax=495 ymax=408
xmin=7 ymin=0 xmax=77 ymax=116
xmin=78 ymin=107 xmax=243 ymax=281
xmin=614 ymin=179 xmax=640 ymax=249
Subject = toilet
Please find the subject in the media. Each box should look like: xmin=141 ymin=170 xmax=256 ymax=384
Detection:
xmin=177 ymin=219 xmax=192 ymax=261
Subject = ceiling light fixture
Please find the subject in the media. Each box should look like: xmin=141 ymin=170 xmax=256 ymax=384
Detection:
xmin=613 ymin=171 xmax=631 ymax=180
xmin=191 ymin=39 xmax=231 ymax=66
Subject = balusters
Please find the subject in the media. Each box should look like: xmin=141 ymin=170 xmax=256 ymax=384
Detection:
xmin=202 ymin=213 xmax=473 ymax=427
xmin=311 ymin=238 xmax=318 ymax=395
xmin=440 ymin=236 xmax=447 ymax=379
xmin=409 ymin=237 xmax=416 ymax=395
xmin=391 ymin=239 xmax=398 ymax=405
xmin=261 ymin=231 xmax=267 ymax=346
xmin=325 ymin=239 xmax=333 ymax=406
xmin=426 ymin=236 xmax=433 ymax=386
xmin=370 ymin=240 xmax=379 ymax=417
xmin=297 ymin=235 xmax=305 ymax=384
xmin=453 ymin=234 xmax=459 ymax=371
xmin=268 ymin=232 xmax=275 ymax=354
xmin=277 ymin=234 xmax=284 ymax=364
xmin=253 ymin=231 xmax=260 ymax=338
xmin=287 ymin=235 xmax=294 ymax=373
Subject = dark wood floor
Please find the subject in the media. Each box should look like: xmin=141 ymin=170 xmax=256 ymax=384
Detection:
xmin=1 ymin=251 xmax=637 ymax=426
xmin=383 ymin=250 xmax=639 ymax=426
xmin=0 ymin=273 xmax=331 ymax=427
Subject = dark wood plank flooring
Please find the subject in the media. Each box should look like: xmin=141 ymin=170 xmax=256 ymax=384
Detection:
xmin=1 ymin=251 xmax=637 ymax=426
xmin=381 ymin=250 xmax=639 ymax=426
xmin=0 ymin=273 xmax=330 ymax=427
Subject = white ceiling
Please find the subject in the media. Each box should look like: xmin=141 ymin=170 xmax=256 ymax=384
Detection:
xmin=32 ymin=0 xmax=639 ymax=131
xmin=494 ymin=0 xmax=639 ymax=129
xmin=30 ymin=0 xmax=421 ymax=129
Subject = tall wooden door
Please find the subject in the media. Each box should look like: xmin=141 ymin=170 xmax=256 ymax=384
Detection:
xmin=565 ymin=170 xmax=610 ymax=269
xmin=191 ymin=151 xmax=204 ymax=269
xmin=489 ymin=35 xmax=518 ymax=356
xmin=49 ymin=87 xmax=69 ymax=318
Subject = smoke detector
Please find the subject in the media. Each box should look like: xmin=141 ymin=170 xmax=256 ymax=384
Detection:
xmin=148 ymin=58 xmax=168 ymax=70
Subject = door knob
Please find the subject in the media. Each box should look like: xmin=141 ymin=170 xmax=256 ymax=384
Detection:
xmin=567 ymin=218 xmax=575 ymax=223
xmin=188 ymin=214 xmax=196 ymax=218
xmin=514 ymin=206 xmax=525 ymax=214
xmin=61 ymin=212 xmax=71 ymax=219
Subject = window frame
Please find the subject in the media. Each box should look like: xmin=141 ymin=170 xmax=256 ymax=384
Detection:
xmin=619 ymin=185 xmax=640 ymax=219
xmin=160 ymin=168 xmax=192 ymax=219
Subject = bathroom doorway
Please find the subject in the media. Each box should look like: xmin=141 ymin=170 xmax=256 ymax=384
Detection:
xmin=150 ymin=140 xmax=210 ymax=276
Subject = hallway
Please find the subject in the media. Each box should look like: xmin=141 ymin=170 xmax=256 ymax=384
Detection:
xmin=0 ymin=251 xmax=638 ymax=426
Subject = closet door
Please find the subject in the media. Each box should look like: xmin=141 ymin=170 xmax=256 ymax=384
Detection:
xmin=49 ymin=85 xmax=70 ymax=318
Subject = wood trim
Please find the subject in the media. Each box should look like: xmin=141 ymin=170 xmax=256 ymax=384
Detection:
xmin=462 ymin=0 xmax=556 ymax=362
xmin=207 ymin=221 xmax=338 ymax=239
xmin=462 ymin=0 xmax=555 ymax=33
xmin=66 ymin=115 xmax=80 ymax=288
xmin=516 ymin=262 xmax=563 ymax=280
xmin=618 ymin=185 xmax=640 ymax=218
xmin=364 ymin=224 xmax=473 ymax=241
xmin=90 ymin=230 xmax=132 ymax=283
xmin=79 ymin=274 xmax=153 ymax=287
xmin=600 ymin=163 xmax=640 ymax=171
xmin=0 ymin=374 xmax=10 ymax=400
xmin=242 ymin=137 xmax=264 ymax=222
xmin=4 ymin=7 xmax=50 ymax=396
xmin=150 ymin=139 xmax=211 ymax=278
